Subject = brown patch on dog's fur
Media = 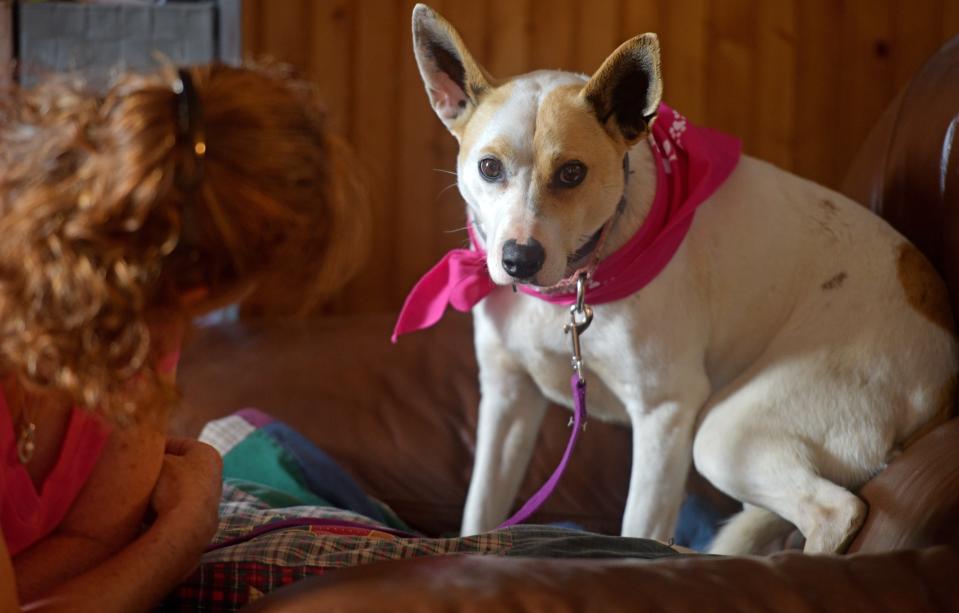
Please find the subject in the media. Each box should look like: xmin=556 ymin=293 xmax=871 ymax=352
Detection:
xmin=532 ymin=84 xmax=624 ymax=199
xmin=897 ymin=242 xmax=955 ymax=334
xmin=821 ymin=272 xmax=847 ymax=290
xmin=902 ymin=374 xmax=958 ymax=448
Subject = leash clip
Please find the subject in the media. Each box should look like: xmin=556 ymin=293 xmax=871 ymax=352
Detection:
xmin=563 ymin=272 xmax=593 ymax=381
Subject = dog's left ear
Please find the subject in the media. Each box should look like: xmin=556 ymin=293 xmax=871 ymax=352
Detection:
xmin=412 ymin=4 xmax=492 ymax=138
xmin=582 ymin=34 xmax=663 ymax=145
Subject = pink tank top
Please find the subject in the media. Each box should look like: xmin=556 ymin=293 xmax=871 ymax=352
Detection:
xmin=0 ymin=342 xmax=180 ymax=556
xmin=0 ymin=392 xmax=110 ymax=556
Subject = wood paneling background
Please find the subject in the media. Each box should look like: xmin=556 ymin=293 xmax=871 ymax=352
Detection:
xmin=242 ymin=0 xmax=959 ymax=314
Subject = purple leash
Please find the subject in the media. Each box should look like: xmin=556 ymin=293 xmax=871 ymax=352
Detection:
xmin=497 ymin=372 xmax=588 ymax=528
xmin=497 ymin=273 xmax=593 ymax=529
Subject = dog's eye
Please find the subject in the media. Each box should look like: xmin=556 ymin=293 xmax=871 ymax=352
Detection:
xmin=478 ymin=157 xmax=503 ymax=182
xmin=556 ymin=161 xmax=587 ymax=187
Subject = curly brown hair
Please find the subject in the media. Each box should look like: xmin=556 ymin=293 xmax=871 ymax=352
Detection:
xmin=0 ymin=63 xmax=369 ymax=421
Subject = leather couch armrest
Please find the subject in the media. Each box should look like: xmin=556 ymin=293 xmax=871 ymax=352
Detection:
xmin=850 ymin=418 xmax=959 ymax=552
xmin=246 ymin=547 xmax=959 ymax=612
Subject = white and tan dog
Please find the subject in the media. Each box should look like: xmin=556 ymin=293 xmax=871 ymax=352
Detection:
xmin=408 ymin=4 xmax=957 ymax=553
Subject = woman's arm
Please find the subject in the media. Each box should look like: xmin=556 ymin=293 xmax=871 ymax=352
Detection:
xmin=0 ymin=536 xmax=17 ymax=612
xmin=4 ymin=438 xmax=221 ymax=612
xmin=13 ymin=411 xmax=168 ymax=599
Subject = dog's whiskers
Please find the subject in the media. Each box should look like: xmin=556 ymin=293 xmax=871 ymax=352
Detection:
xmin=435 ymin=181 xmax=460 ymax=201
xmin=432 ymin=168 xmax=459 ymax=177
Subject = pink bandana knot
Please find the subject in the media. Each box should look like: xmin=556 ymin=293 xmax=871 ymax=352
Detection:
xmin=392 ymin=104 xmax=741 ymax=342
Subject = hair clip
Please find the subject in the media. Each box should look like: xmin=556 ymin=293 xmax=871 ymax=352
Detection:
xmin=172 ymin=68 xmax=206 ymax=190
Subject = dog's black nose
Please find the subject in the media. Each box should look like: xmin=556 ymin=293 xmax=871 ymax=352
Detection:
xmin=502 ymin=239 xmax=545 ymax=279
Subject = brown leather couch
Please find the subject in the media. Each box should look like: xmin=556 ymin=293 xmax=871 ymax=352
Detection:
xmin=171 ymin=36 xmax=959 ymax=611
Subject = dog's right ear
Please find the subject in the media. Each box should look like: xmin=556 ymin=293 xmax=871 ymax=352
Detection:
xmin=412 ymin=4 xmax=491 ymax=137
xmin=582 ymin=34 xmax=663 ymax=145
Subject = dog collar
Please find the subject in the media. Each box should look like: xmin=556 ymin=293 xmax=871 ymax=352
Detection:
xmin=392 ymin=104 xmax=742 ymax=342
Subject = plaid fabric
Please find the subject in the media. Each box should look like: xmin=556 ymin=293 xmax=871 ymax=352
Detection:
xmin=162 ymin=562 xmax=322 ymax=612
xmin=161 ymin=482 xmax=512 ymax=611
xmin=159 ymin=412 xmax=513 ymax=611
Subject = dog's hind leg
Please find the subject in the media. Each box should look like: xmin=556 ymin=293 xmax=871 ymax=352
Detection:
xmin=706 ymin=463 xmax=865 ymax=555
xmin=695 ymin=394 xmax=869 ymax=555
xmin=461 ymin=342 xmax=549 ymax=536
xmin=709 ymin=504 xmax=795 ymax=555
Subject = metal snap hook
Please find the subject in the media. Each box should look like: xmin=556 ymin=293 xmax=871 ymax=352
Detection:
xmin=564 ymin=272 xmax=594 ymax=379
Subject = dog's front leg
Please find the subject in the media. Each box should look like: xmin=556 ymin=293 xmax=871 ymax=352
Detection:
xmin=461 ymin=344 xmax=548 ymax=535
xmin=621 ymin=376 xmax=710 ymax=540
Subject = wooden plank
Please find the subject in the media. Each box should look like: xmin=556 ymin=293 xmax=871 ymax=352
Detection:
xmin=621 ymin=0 xmax=662 ymax=42
xmin=341 ymin=0 xmax=401 ymax=312
xmin=704 ymin=0 xmax=755 ymax=148
xmin=241 ymin=0 xmax=261 ymax=57
xmin=574 ymin=0 xmax=620 ymax=75
xmin=754 ymin=0 xmax=797 ymax=170
xmin=487 ymin=0 xmax=531 ymax=78
xmin=529 ymin=0 xmax=576 ymax=70
xmin=943 ymin=0 xmax=959 ymax=41
xmin=795 ymin=0 xmax=844 ymax=187
xmin=659 ymin=0 xmax=708 ymax=123
xmin=307 ymin=0 xmax=353 ymax=137
xmin=258 ymin=0 xmax=309 ymax=68
xmin=893 ymin=0 xmax=944 ymax=89
xmin=837 ymin=0 xmax=895 ymax=185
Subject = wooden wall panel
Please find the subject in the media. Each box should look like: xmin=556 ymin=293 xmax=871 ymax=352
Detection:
xmin=487 ymin=0 xmax=531 ymax=77
xmin=840 ymin=0 xmax=896 ymax=179
xmin=620 ymin=0 xmax=661 ymax=44
xmin=345 ymin=0 xmax=402 ymax=312
xmin=754 ymin=0 xmax=797 ymax=170
xmin=794 ymin=0 xmax=844 ymax=185
xmin=706 ymin=0 xmax=756 ymax=144
xmin=575 ymin=1 xmax=621 ymax=74
xmin=307 ymin=0 xmax=354 ymax=136
xmin=659 ymin=0 xmax=709 ymax=124
xmin=946 ymin=1 xmax=959 ymax=39
xmin=394 ymin=0 xmax=440 ymax=306
xmin=241 ymin=0 xmax=959 ymax=314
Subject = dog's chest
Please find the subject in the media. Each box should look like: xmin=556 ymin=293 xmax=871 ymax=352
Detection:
xmin=478 ymin=290 xmax=632 ymax=423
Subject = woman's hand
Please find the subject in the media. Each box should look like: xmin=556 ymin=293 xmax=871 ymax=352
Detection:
xmin=12 ymin=437 xmax=223 ymax=612
xmin=150 ymin=438 xmax=223 ymax=557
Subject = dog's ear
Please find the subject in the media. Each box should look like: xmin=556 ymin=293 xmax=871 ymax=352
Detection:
xmin=582 ymin=34 xmax=663 ymax=145
xmin=412 ymin=4 xmax=492 ymax=136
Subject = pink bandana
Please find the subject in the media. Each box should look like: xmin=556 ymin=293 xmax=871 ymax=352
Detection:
xmin=392 ymin=104 xmax=741 ymax=342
